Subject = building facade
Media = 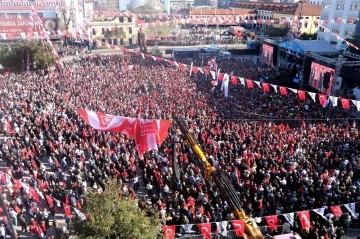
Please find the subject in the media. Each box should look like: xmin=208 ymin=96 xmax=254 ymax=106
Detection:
xmin=170 ymin=0 xmax=195 ymax=10
xmin=89 ymin=15 xmax=137 ymax=46
xmin=317 ymin=0 xmax=360 ymax=49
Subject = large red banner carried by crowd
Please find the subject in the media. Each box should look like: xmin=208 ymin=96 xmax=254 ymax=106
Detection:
xmin=77 ymin=109 xmax=171 ymax=158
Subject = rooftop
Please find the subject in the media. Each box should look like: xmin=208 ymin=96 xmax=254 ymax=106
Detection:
xmin=189 ymin=9 xmax=255 ymax=16
xmin=295 ymin=4 xmax=322 ymax=16
xmin=231 ymin=2 xmax=299 ymax=14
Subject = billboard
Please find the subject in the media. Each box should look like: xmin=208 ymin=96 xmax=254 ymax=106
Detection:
xmin=262 ymin=44 xmax=274 ymax=67
xmin=309 ymin=62 xmax=335 ymax=95
xmin=0 ymin=18 xmax=34 ymax=34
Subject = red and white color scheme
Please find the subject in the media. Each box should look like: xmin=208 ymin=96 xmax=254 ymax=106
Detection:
xmin=231 ymin=219 xmax=245 ymax=237
xmin=197 ymin=223 xmax=211 ymax=239
xmin=297 ymin=211 xmax=310 ymax=229
xmin=265 ymin=215 xmax=278 ymax=229
xmin=163 ymin=225 xmax=176 ymax=239
xmin=78 ymin=109 xmax=171 ymax=158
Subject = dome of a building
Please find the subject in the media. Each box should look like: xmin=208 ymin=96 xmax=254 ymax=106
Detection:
xmin=128 ymin=0 xmax=146 ymax=9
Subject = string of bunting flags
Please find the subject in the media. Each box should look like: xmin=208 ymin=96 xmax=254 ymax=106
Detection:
xmin=81 ymin=44 xmax=360 ymax=112
xmin=0 ymin=169 xmax=358 ymax=239
xmin=318 ymin=24 xmax=360 ymax=51
xmin=161 ymin=202 xmax=359 ymax=239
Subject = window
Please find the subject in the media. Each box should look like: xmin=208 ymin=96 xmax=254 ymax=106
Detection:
xmin=119 ymin=17 xmax=124 ymax=22
xmin=129 ymin=27 xmax=132 ymax=34
xmin=102 ymin=39 xmax=105 ymax=43
xmin=305 ymin=17 xmax=309 ymax=19
xmin=304 ymin=23 xmax=308 ymax=28
xmin=331 ymin=29 xmax=340 ymax=34
xmin=316 ymin=17 xmax=320 ymax=19
xmin=129 ymin=38 xmax=132 ymax=45
xmin=336 ymin=4 xmax=344 ymax=10
xmin=350 ymin=5 xmax=358 ymax=11
xmin=345 ymin=31 xmax=354 ymax=37
xmin=120 ymin=39 xmax=124 ymax=45
xmin=323 ymin=4 xmax=331 ymax=9
xmin=128 ymin=17 xmax=132 ymax=22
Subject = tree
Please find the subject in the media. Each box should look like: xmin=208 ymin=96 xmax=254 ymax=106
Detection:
xmin=73 ymin=179 xmax=162 ymax=239
xmin=260 ymin=26 xmax=291 ymax=37
xmin=300 ymin=32 xmax=317 ymax=40
xmin=0 ymin=39 xmax=56 ymax=72
xmin=147 ymin=25 xmax=170 ymax=39
xmin=60 ymin=8 xmax=74 ymax=45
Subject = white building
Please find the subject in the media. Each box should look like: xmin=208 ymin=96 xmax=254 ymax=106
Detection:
xmin=317 ymin=0 xmax=360 ymax=49
xmin=310 ymin=0 xmax=323 ymax=4
xmin=170 ymin=0 xmax=194 ymax=10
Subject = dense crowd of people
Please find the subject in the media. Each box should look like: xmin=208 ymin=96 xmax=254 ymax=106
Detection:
xmin=0 ymin=53 xmax=359 ymax=239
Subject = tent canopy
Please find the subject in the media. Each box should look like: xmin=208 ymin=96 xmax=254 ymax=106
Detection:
xmin=279 ymin=40 xmax=340 ymax=55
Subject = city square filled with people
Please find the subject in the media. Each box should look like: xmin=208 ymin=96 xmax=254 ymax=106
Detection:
xmin=0 ymin=52 xmax=359 ymax=239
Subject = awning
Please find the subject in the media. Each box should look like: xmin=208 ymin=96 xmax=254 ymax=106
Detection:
xmin=279 ymin=40 xmax=340 ymax=55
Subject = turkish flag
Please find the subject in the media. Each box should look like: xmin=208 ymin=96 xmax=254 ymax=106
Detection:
xmin=297 ymin=211 xmax=310 ymax=229
xmin=340 ymin=98 xmax=350 ymax=109
xmin=63 ymin=203 xmax=71 ymax=217
xmin=246 ymin=79 xmax=254 ymax=89
xmin=163 ymin=225 xmax=176 ymax=239
xmin=265 ymin=215 xmax=278 ymax=229
xmin=318 ymin=94 xmax=328 ymax=106
xmin=45 ymin=195 xmax=54 ymax=207
xmin=262 ymin=83 xmax=270 ymax=92
xmin=279 ymin=86 xmax=288 ymax=96
xmin=231 ymin=76 xmax=238 ymax=85
xmin=330 ymin=206 xmax=343 ymax=217
xmin=29 ymin=187 xmax=40 ymax=202
xmin=218 ymin=73 xmax=224 ymax=81
xmin=198 ymin=223 xmax=211 ymax=239
xmin=13 ymin=179 xmax=22 ymax=191
xmin=231 ymin=219 xmax=245 ymax=237
xmin=298 ymin=90 xmax=306 ymax=100
xmin=178 ymin=63 xmax=185 ymax=69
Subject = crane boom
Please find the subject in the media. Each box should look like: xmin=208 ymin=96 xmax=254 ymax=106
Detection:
xmin=173 ymin=117 xmax=263 ymax=239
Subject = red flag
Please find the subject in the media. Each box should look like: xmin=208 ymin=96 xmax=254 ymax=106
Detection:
xmin=163 ymin=225 xmax=176 ymax=239
xmin=13 ymin=179 xmax=22 ymax=191
xmin=218 ymin=73 xmax=223 ymax=81
xmin=340 ymin=98 xmax=350 ymax=109
xmin=65 ymin=195 xmax=69 ymax=204
xmin=63 ymin=204 xmax=71 ymax=217
xmin=45 ymin=195 xmax=54 ymax=207
xmin=297 ymin=211 xmax=310 ymax=229
xmin=262 ymin=83 xmax=270 ymax=92
xmin=231 ymin=76 xmax=238 ymax=85
xmin=231 ymin=219 xmax=245 ymax=237
xmin=318 ymin=94 xmax=328 ymax=106
xmin=178 ymin=63 xmax=185 ymax=69
xmin=246 ymin=79 xmax=253 ymax=89
xmin=29 ymin=187 xmax=40 ymax=202
xmin=330 ymin=205 xmax=343 ymax=217
xmin=198 ymin=223 xmax=211 ymax=239
xmin=13 ymin=206 xmax=21 ymax=214
xmin=279 ymin=86 xmax=288 ymax=96
xmin=192 ymin=66 xmax=198 ymax=74
xmin=298 ymin=90 xmax=306 ymax=100
xmin=265 ymin=215 xmax=278 ymax=229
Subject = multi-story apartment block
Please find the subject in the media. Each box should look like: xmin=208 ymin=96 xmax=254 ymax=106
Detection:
xmin=317 ymin=0 xmax=360 ymax=49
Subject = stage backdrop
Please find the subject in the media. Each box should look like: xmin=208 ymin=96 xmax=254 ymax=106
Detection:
xmin=262 ymin=44 xmax=274 ymax=67
xmin=309 ymin=62 xmax=335 ymax=95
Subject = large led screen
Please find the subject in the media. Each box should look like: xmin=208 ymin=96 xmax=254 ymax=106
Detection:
xmin=262 ymin=44 xmax=274 ymax=67
xmin=309 ymin=62 xmax=335 ymax=95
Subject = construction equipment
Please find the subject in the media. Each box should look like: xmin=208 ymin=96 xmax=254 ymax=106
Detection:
xmin=173 ymin=117 xmax=264 ymax=239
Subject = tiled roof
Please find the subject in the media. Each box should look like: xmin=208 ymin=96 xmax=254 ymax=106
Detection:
xmin=189 ymin=9 xmax=254 ymax=16
xmin=231 ymin=2 xmax=299 ymax=14
xmin=295 ymin=4 xmax=322 ymax=16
